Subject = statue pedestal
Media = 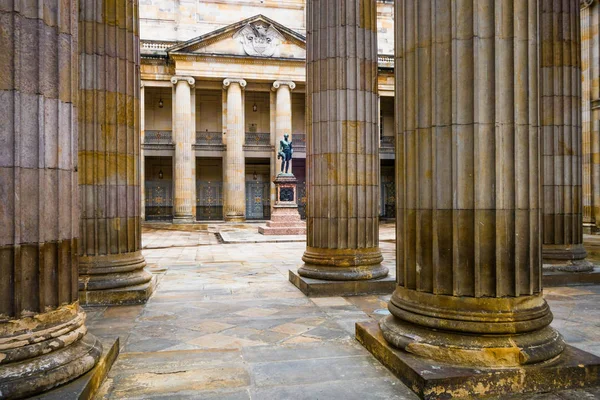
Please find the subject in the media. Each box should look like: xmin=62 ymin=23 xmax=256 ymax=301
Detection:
xmin=259 ymin=174 xmax=306 ymax=236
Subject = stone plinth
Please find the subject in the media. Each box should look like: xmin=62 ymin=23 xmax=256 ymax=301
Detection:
xmin=259 ymin=174 xmax=306 ymax=235
xmin=357 ymin=321 xmax=600 ymax=400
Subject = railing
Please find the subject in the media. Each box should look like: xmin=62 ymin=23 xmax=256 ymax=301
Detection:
xmin=245 ymin=132 xmax=271 ymax=146
xmin=293 ymin=134 xmax=306 ymax=148
xmin=378 ymin=55 xmax=394 ymax=68
xmin=144 ymin=130 xmax=173 ymax=145
xmin=196 ymin=131 xmax=224 ymax=146
xmin=380 ymin=136 xmax=395 ymax=148
xmin=141 ymin=40 xmax=178 ymax=54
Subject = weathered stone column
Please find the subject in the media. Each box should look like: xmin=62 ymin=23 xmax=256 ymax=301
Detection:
xmin=223 ymin=78 xmax=247 ymax=222
xmin=272 ymin=81 xmax=296 ymax=173
xmin=299 ymin=0 xmax=386 ymax=281
xmin=0 ymin=1 xmax=101 ymax=397
xmin=541 ymin=1 xmax=593 ymax=271
xmin=381 ymin=0 xmax=564 ymax=366
xmin=582 ymin=0 xmax=600 ymax=232
xmin=79 ymin=0 xmax=154 ymax=305
xmin=140 ymin=83 xmax=146 ymax=221
xmin=171 ymin=76 xmax=195 ymax=223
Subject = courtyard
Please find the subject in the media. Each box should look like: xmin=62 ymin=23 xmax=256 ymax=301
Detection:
xmin=88 ymin=224 xmax=600 ymax=399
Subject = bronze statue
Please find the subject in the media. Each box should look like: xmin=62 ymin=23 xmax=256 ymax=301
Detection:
xmin=277 ymin=133 xmax=293 ymax=174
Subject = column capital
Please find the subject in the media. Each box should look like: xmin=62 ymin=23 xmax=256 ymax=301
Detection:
xmin=582 ymin=0 xmax=595 ymax=8
xmin=272 ymin=80 xmax=296 ymax=91
xmin=223 ymin=78 xmax=247 ymax=89
xmin=171 ymin=76 xmax=195 ymax=87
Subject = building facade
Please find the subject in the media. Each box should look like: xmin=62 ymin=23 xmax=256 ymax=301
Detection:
xmin=139 ymin=0 xmax=396 ymax=222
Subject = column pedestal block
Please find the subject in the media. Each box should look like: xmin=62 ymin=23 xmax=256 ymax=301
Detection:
xmin=259 ymin=174 xmax=306 ymax=236
xmin=356 ymin=320 xmax=600 ymax=400
xmin=289 ymin=270 xmax=396 ymax=297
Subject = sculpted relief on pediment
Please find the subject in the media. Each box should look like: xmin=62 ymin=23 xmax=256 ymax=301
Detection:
xmin=233 ymin=22 xmax=285 ymax=57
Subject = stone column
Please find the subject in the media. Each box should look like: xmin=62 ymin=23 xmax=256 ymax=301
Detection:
xmin=78 ymin=0 xmax=154 ymax=305
xmin=223 ymin=78 xmax=247 ymax=222
xmin=0 ymin=2 xmax=101 ymax=397
xmin=582 ymin=0 xmax=600 ymax=232
xmin=299 ymin=0 xmax=386 ymax=280
xmin=541 ymin=1 xmax=593 ymax=271
xmin=141 ymin=83 xmax=146 ymax=221
xmin=380 ymin=0 xmax=564 ymax=367
xmin=272 ymin=81 xmax=296 ymax=174
xmin=171 ymin=76 xmax=195 ymax=223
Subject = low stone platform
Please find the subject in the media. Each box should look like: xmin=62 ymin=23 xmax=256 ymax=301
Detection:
xmin=36 ymin=337 xmax=120 ymax=400
xmin=289 ymin=270 xmax=396 ymax=297
xmin=356 ymin=321 xmax=600 ymax=400
xmin=543 ymin=267 xmax=600 ymax=287
xmin=80 ymin=275 xmax=157 ymax=306
xmin=219 ymin=230 xmax=305 ymax=244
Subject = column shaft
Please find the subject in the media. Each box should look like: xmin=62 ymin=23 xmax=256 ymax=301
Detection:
xmin=273 ymin=81 xmax=296 ymax=174
xmin=141 ymin=84 xmax=146 ymax=221
xmin=223 ymin=78 xmax=247 ymax=222
xmin=541 ymin=1 xmax=592 ymax=271
xmin=172 ymin=77 xmax=195 ymax=223
xmin=381 ymin=0 xmax=564 ymax=367
xmin=0 ymin=2 xmax=101 ymax=397
xmin=582 ymin=0 xmax=600 ymax=232
xmin=300 ymin=0 xmax=386 ymax=281
xmin=79 ymin=0 xmax=154 ymax=305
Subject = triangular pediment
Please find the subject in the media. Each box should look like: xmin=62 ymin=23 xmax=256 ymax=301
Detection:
xmin=168 ymin=15 xmax=306 ymax=60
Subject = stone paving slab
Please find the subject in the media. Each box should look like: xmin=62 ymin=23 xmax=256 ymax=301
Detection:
xmin=90 ymin=227 xmax=600 ymax=399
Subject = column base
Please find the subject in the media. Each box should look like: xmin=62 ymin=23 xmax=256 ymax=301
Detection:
xmin=299 ymin=247 xmax=387 ymax=280
xmin=37 ymin=337 xmax=119 ymax=400
xmin=379 ymin=315 xmax=564 ymax=367
xmin=356 ymin=320 xmax=600 ymax=400
xmin=224 ymin=216 xmax=246 ymax=222
xmin=0 ymin=306 xmax=102 ymax=399
xmin=542 ymin=244 xmax=594 ymax=272
xmin=172 ymin=216 xmax=195 ymax=224
xmin=79 ymin=275 xmax=156 ymax=306
xmin=582 ymin=222 xmax=599 ymax=235
xmin=289 ymin=269 xmax=395 ymax=296
xmin=79 ymin=252 xmax=155 ymax=306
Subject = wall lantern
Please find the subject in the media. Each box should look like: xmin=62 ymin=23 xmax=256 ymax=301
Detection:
xmin=158 ymin=170 xmax=164 ymax=179
xmin=253 ymin=169 xmax=258 ymax=181
xmin=253 ymin=103 xmax=258 ymax=112
xmin=158 ymin=98 xmax=164 ymax=108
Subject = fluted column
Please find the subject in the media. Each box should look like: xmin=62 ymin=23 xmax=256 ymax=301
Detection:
xmin=582 ymin=0 xmax=600 ymax=232
xmin=299 ymin=0 xmax=386 ymax=281
xmin=380 ymin=0 xmax=564 ymax=367
xmin=0 ymin=2 xmax=101 ymax=397
xmin=79 ymin=0 xmax=154 ymax=305
xmin=541 ymin=1 xmax=593 ymax=272
xmin=141 ymin=84 xmax=146 ymax=221
xmin=172 ymin=76 xmax=195 ymax=223
xmin=223 ymin=78 xmax=247 ymax=222
xmin=272 ymin=81 xmax=296 ymax=174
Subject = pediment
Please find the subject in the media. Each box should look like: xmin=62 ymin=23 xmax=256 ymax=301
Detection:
xmin=168 ymin=15 xmax=306 ymax=60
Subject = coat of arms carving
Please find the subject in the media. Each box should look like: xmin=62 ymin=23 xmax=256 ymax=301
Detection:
xmin=233 ymin=22 xmax=285 ymax=57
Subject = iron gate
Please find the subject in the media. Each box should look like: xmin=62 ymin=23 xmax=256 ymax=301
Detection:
xmin=196 ymin=181 xmax=223 ymax=220
xmin=297 ymin=182 xmax=307 ymax=219
xmin=145 ymin=181 xmax=173 ymax=220
xmin=245 ymin=181 xmax=270 ymax=220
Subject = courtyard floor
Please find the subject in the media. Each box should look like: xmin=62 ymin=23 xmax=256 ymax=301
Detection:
xmin=90 ymin=223 xmax=600 ymax=399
